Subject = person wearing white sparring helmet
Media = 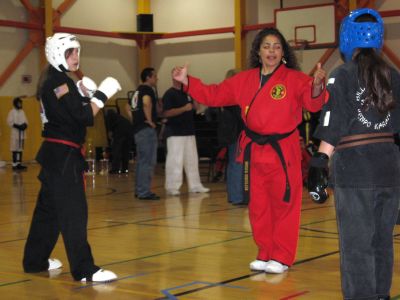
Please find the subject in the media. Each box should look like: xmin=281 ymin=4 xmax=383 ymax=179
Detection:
xmin=23 ymin=32 xmax=120 ymax=283
xmin=45 ymin=33 xmax=81 ymax=72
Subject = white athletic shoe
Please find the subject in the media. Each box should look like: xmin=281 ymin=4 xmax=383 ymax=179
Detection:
xmin=249 ymin=259 xmax=270 ymax=271
xmin=189 ymin=186 xmax=210 ymax=193
xmin=264 ymin=260 xmax=289 ymax=274
xmin=48 ymin=258 xmax=63 ymax=270
xmin=81 ymin=269 xmax=117 ymax=282
xmin=48 ymin=268 xmax=63 ymax=278
xmin=166 ymin=189 xmax=180 ymax=196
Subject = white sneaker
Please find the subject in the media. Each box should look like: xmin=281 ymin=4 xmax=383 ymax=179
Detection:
xmin=91 ymin=284 xmax=116 ymax=292
xmin=166 ymin=189 xmax=180 ymax=196
xmin=81 ymin=269 xmax=117 ymax=282
xmin=189 ymin=186 xmax=210 ymax=193
xmin=48 ymin=268 xmax=63 ymax=278
xmin=264 ymin=260 xmax=289 ymax=274
xmin=249 ymin=259 xmax=270 ymax=271
xmin=48 ymin=258 xmax=62 ymax=270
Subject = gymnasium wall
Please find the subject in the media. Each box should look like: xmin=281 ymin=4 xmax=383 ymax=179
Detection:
xmin=0 ymin=96 xmax=110 ymax=162
xmin=0 ymin=0 xmax=399 ymax=162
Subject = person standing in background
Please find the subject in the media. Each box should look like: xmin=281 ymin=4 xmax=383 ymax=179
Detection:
xmin=7 ymin=97 xmax=28 ymax=170
xmin=215 ymin=69 xmax=245 ymax=205
xmin=162 ymin=74 xmax=210 ymax=196
xmin=128 ymin=67 xmax=160 ymax=200
xmin=106 ymin=110 xmax=133 ymax=174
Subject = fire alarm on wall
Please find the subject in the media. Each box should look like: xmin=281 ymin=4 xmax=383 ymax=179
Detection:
xmin=22 ymin=75 xmax=32 ymax=84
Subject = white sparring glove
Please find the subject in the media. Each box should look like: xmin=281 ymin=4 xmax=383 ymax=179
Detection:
xmin=77 ymin=76 xmax=97 ymax=98
xmin=91 ymin=77 xmax=122 ymax=108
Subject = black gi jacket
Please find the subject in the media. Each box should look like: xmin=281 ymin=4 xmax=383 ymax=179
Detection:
xmin=314 ymin=61 xmax=400 ymax=188
xmin=36 ymin=66 xmax=94 ymax=173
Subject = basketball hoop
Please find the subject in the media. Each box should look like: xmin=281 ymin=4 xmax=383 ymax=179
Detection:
xmin=287 ymin=39 xmax=309 ymax=63
xmin=288 ymin=39 xmax=309 ymax=50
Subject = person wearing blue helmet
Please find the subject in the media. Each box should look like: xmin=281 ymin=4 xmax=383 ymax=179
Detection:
xmin=308 ymin=8 xmax=400 ymax=300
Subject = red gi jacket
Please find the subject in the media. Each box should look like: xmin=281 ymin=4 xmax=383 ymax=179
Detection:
xmin=184 ymin=64 xmax=326 ymax=163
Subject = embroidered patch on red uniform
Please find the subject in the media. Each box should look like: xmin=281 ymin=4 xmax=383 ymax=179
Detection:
xmin=53 ymin=83 xmax=69 ymax=99
xmin=270 ymin=84 xmax=286 ymax=100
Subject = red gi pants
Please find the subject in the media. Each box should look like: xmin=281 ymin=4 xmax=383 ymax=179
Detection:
xmin=247 ymin=133 xmax=302 ymax=266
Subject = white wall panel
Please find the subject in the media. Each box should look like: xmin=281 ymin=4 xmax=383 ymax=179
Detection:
xmin=1 ymin=0 xmax=399 ymax=97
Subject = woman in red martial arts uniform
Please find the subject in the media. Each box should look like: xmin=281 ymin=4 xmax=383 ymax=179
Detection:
xmin=172 ymin=27 xmax=326 ymax=274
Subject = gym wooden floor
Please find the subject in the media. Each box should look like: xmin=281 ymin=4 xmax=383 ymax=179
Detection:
xmin=0 ymin=163 xmax=399 ymax=300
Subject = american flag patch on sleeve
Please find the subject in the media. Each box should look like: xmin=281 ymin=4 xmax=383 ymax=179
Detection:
xmin=53 ymin=83 xmax=69 ymax=99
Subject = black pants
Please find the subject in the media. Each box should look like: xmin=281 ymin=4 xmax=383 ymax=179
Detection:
xmin=334 ymin=186 xmax=399 ymax=300
xmin=23 ymin=165 xmax=99 ymax=280
xmin=111 ymin=136 xmax=131 ymax=171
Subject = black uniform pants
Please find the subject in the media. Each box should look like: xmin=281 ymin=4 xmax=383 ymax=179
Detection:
xmin=111 ymin=135 xmax=131 ymax=171
xmin=23 ymin=165 xmax=99 ymax=280
xmin=334 ymin=186 xmax=399 ymax=300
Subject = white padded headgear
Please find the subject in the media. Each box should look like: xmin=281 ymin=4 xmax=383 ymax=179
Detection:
xmin=45 ymin=33 xmax=80 ymax=72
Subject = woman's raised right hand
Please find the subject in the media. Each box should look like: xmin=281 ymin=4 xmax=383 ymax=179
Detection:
xmin=172 ymin=63 xmax=189 ymax=85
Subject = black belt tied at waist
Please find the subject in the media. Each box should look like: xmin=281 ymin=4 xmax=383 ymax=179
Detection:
xmin=243 ymin=127 xmax=295 ymax=203
xmin=336 ymin=132 xmax=394 ymax=150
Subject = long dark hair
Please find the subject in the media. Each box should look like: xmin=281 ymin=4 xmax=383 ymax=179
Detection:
xmin=249 ymin=27 xmax=299 ymax=70
xmin=36 ymin=65 xmax=50 ymax=100
xmin=354 ymin=14 xmax=394 ymax=114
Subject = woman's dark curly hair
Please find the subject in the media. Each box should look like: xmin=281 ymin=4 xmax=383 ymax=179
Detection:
xmin=249 ymin=27 xmax=299 ymax=71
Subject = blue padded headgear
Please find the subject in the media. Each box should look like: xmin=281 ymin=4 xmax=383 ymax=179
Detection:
xmin=339 ymin=8 xmax=384 ymax=62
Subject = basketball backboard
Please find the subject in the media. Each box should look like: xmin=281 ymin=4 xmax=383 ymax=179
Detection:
xmin=275 ymin=3 xmax=336 ymax=49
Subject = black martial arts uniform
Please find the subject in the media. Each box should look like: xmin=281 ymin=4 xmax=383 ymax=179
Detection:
xmin=314 ymin=61 xmax=400 ymax=300
xmin=23 ymin=66 xmax=100 ymax=281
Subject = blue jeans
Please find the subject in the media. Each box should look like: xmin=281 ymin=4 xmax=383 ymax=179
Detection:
xmin=226 ymin=142 xmax=244 ymax=203
xmin=134 ymin=127 xmax=158 ymax=197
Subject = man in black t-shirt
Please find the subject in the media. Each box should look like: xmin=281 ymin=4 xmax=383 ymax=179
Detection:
xmin=128 ymin=67 xmax=160 ymax=200
xmin=162 ymin=77 xmax=209 ymax=196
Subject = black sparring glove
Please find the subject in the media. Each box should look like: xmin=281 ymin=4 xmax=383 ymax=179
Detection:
xmin=20 ymin=123 xmax=27 ymax=130
xmin=307 ymin=152 xmax=329 ymax=204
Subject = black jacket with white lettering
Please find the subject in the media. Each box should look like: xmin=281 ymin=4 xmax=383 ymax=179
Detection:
xmin=314 ymin=60 xmax=400 ymax=188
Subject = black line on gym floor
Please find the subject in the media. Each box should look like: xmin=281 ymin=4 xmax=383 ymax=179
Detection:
xmin=152 ymin=250 xmax=340 ymax=300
